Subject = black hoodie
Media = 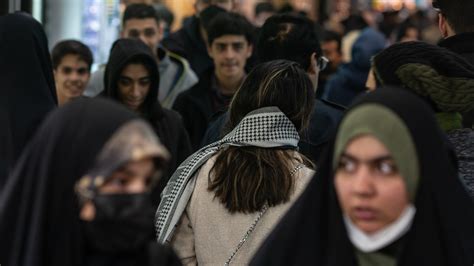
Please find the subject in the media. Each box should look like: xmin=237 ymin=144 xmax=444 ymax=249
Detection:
xmin=103 ymin=39 xmax=192 ymax=204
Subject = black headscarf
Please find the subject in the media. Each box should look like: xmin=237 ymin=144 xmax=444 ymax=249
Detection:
xmin=0 ymin=98 xmax=138 ymax=266
xmin=103 ymin=38 xmax=163 ymax=121
xmin=0 ymin=13 xmax=57 ymax=189
xmin=251 ymin=88 xmax=474 ymax=266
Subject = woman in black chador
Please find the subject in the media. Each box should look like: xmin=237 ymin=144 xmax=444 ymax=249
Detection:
xmin=0 ymin=13 xmax=57 ymax=189
xmin=0 ymin=98 xmax=181 ymax=266
xmin=251 ymin=88 xmax=474 ymax=266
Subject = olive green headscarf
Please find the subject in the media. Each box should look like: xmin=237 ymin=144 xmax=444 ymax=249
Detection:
xmin=333 ymin=104 xmax=420 ymax=201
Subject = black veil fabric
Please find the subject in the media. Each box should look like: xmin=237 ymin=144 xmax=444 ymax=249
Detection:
xmin=251 ymin=88 xmax=474 ymax=266
xmin=0 ymin=13 xmax=57 ymax=189
xmin=0 ymin=98 xmax=138 ymax=266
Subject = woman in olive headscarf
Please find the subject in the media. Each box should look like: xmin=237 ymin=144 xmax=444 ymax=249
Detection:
xmin=251 ymin=88 xmax=474 ymax=266
xmin=0 ymin=98 xmax=180 ymax=266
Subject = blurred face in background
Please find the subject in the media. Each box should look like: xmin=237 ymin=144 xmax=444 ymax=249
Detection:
xmin=122 ymin=18 xmax=163 ymax=57
xmin=322 ymin=40 xmax=343 ymax=71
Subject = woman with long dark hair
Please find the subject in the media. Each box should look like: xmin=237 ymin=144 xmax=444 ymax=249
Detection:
xmin=155 ymin=60 xmax=315 ymax=265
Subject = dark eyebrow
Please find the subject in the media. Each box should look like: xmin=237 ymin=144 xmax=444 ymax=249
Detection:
xmin=341 ymin=153 xmax=393 ymax=164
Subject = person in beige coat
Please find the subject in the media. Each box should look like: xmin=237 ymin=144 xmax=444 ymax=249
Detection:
xmin=154 ymin=60 xmax=317 ymax=265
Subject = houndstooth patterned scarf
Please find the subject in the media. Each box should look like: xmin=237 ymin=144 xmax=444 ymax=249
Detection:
xmin=155 ymin=106 xmax=300 ymax=243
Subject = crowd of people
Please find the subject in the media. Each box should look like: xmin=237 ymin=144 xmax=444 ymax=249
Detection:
xmin=0 ymin=0 xmax=473 ymax=265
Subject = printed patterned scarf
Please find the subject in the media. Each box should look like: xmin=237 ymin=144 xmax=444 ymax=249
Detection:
xmin=154 ymin=106 xmax=300 ymax=243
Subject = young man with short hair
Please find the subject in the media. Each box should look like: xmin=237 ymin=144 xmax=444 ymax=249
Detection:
xmin=173 ymin=12 xmax=254 ymax=150
xmin=51 ymin=40 xmax=93 ymax=106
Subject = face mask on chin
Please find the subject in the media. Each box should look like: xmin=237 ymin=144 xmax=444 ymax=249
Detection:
xmin=82 ymin=192 xmax=155 ymax=254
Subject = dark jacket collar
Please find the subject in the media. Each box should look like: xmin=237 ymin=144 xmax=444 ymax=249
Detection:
xmin=439 ymin=32 xmax=474 ymax=57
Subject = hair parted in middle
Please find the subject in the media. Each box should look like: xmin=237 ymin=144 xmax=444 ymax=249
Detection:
xmin=208 ymin=59 xmax=314 ymax=213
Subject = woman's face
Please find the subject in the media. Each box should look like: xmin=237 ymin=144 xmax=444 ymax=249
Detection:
xmin=80 ymin=157 xmax=155 ymax=221
xmin=117 ymin=63 xmax=151 ymax=111
xmin=99 ymin=157 xmax=155 ymax=194
xmin=334 ymin=135 xmax=409 ymax=234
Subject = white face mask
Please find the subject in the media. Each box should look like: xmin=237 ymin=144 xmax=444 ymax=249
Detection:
xmin=343 ymin=204 xmax=416 ymax=252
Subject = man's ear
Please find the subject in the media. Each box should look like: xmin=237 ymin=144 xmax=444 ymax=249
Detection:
xmin=246 ymin=44 xmax=253 ymax=58
xmin=308 ymin=52 xmax=318 ymax=74
xmin=157 ymin=23 xmax=165 ymax=42
xmin=120 ymin=30 xmax=125 ymax=38
xmin=207 ymin=43 xmax=214 ymax=58
xmin=438 ymin=14 xmax=450 ymax=38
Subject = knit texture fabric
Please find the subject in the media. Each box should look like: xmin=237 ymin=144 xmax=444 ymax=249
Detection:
xmin=373 ymin=41 xmax=474 ymax=113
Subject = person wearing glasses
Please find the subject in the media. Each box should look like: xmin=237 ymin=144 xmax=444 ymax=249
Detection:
xmin=434 ymin=0 xmax=474 ymax=129
xmin=202 ymin=14 xmax=344 ymax=163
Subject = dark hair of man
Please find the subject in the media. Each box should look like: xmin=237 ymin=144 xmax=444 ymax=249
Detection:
xmin=278 ymin=3 xmax=294 ymax=14
xmin=435 ymin=0 xmax=474 ymax=33
xmin=255 ymin=2 xmax=275 ymax=16
xmin=257 ymin=14 xmax=322 ymax=71
xmin=322 ymin=30 xmax=342 ymax=52
xmin=153 ymin=3 xmax=174 ymax=26
xmin=208 ymin=60 xmax=314 ymax=213
xmin=199 ymin=5 xmax=227 ymax=30
xmin=123 ymin=3 xmax=159 ymax=26
xmin=51 ymin=40 xmax=93 ymax=71
xmin=206 ymin=12 xmax=254 ymax=45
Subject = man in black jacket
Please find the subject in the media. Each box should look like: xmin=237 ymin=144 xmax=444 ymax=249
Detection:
xmin=435 ymin=0 xmax=474 ymax=128
xmin=172 ymin=12 xmax=254 ymax=150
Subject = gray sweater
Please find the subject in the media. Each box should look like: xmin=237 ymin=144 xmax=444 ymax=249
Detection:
xmin=447 ymin=128 xmax=474 ymax=198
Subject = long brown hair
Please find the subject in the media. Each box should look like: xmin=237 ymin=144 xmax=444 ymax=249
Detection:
xmin=208 ymin=60 xmax=314 ymax=213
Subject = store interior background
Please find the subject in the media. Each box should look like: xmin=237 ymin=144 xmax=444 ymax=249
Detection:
xmin=1 ymin=0 xmax=433 ymax=69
